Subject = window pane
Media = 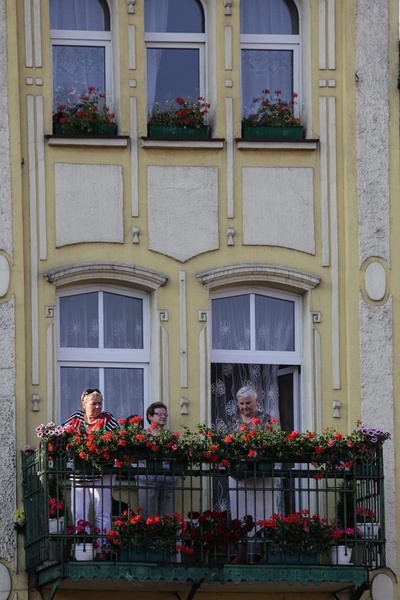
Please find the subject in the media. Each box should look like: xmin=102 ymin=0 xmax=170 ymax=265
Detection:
xmin=211 ymin=295 xmax=250 ymax=350
xmin=103 ymin=292 xmax=143 ymax=349
xmin=60 ymin=366 xmax=100 ymax=423
xmin=50 ymin=0 xmax=110 ymax=31
xmin=53 ymin=46 xmax=106 ymax=102
xmin=59 ymin=293 xmax=98 ymax=348
xmin=255 ymin=294 xmax=294 ymax=351
xmin=147 ymin=48 xmax=200 ymax=105
xmin=104 ymin=368 xmax=144 ymax=420
xmin=240 ymin=0 xmax=298 ymax=34
xmin=145 ymin=0 xmax=204 ymax=33
xmin=241 ymin=49 xmax=293 ymax=114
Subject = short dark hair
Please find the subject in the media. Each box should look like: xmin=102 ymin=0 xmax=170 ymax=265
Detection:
xmin=146 ymin=402 xmax=168 ymax=424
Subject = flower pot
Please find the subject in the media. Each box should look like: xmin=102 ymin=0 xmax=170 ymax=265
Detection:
xmin=329 ymin=545 xmax=352 ymax=565
xmin=53 ymin=123 xmax=117 ymax=136
xmin=242 ymin=125 xmax=304 ymax=140
xmin=75 ymin=542 xmax=94 ymax=561
xmin=147 ymin=124 xmax=209 ymax=139
xmin=356 ymin=522 xmax=380 ymax=539
xmin=49 ymin=517 xmax=65 ymax=534
xmin=266 ymin=550 xmax=318 ymax=565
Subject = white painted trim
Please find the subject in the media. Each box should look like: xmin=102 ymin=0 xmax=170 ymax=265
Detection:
xmin=236 ymin=140 xmax=318 ymax=150
xmin=47 ymin=319 xmax=54 ymax=422
xmin=225 ymin=26 xmax=232 ymax=71
xmin=319 ymin=0 xmax=326 ymax=70
xmin=199 ymin=319 xmax=208 ymax=424
xmin=24 ymin=0 xmax=33 ymax=67
xmin=226 ymin=97 xmax=234 ymax=218
xmin=141 ymin=138 xmax=224 ymax=149
xmin=130 ymin=96 xmax=139 ymax=216
xmin=44 ymin=262 xmax=168 ymax=290
xmin=319 ymin=96 xmax=330 ymax=266
xmin=33 ymin=0 xmax=42 ymax=67
xmin=27 ymin=95 xmax=39 ymax=384
xmin=329 ymin=96 xmax=340 ymax=389
xmin=328 ymin=0 xmax=336 ymax=70
xmin=36 ymin=95 xmax=47 ymax=260
xmin=47 ymin=136 xmax=129 ymax=147
xmin=313 ymin=322 xmax=322 ymax=432
xmin=197 ymin=264 xmax=321 ymax=291
xmin=179 ymin=271 xmax=188 ymax=388
xmin=159 ymin=315 xmax=169 ymax=406
xmin=128 ymin=24 xmax=136 ymax=70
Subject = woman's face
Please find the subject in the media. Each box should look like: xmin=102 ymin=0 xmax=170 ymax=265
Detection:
xmin=238 ymin=395 xmax=258 ymax=420
xmin=148 ymin=407 xmax=168 ymax=431
xmin=82 ymin=392 xmax=103 ymax=422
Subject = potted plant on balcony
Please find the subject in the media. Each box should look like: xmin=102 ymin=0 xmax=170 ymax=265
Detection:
xmin=13 ymin=509 xmax=27 ymax=533
xmin=48 ymin=477 xmax=65 ymax=534
xmin=147 ymin=96 xmax=210 ymax=139
xmin=256 ymin=510 xmax=332 ymax=564
xmin=242 ymin=89 xmax=303 ymax=140
xmin=355 ymin=507 xmax=379 ymax=539
xmin=182 ymin=510 xmax=255 ymax=564
xmin=108 ymin=510 xmax=183 ymax=562
xmin=52 ymin=86 xmax=117 ymax=136
xmin=67 ymin=519 xmax=101 ymax=561
xmin=329 ymin=527 xmax=361 ymax=564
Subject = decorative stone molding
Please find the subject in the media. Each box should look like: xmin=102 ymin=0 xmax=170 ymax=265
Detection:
xmin=132 ymin=227 xmax=140 ymax=244
xmin=127 ymin=0 xmax=136 ymax=13
xmin=197 ymin=264 xmax=321 ymax=292
xmin=227 ymin=228 xmax=235 ymax=246
xmin=224 ymin=0 xmax=232 ymax=15
xmin=44 ymin=263 xmax=167 ymax=291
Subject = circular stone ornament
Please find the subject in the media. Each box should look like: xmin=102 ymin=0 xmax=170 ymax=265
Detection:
xmin=365 ymin=261 xmax=386 ymax=301
xmin=0 ymin=563 xmax=11 ymax=600
xmin=0 ymin=254 xmax=10 ymax=297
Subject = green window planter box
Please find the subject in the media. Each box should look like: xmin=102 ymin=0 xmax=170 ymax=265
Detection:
xmin=147 ymin=124 xmax=209 ymax=139
xmin=266 ymin=550 xmax=318 ymax=565
xmin=53 ymin=123 xmax=117 ymax=136
xmin=242 ymin=125 xmax=304 ymax=140
xmin=119 ymin=547 xmax=168 ymax=562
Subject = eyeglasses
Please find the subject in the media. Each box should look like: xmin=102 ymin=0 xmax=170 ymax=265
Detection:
xmin=153 ymin=412 xmax=168 ymax=417
xmin=83 ymin=388 xmax=101 ymax=396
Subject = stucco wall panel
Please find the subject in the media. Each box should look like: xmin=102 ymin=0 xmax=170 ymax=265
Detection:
xmin=55 ymin=163 xmax=124 ymax=247
xmin=242 ymin=167 xmax=315 ymax=254
xmin=147 ymin=166 xmax=219 ymax=262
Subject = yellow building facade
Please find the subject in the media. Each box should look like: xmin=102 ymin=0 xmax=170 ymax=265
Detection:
xmin=0 ymin=0 xmax=399 ymax=598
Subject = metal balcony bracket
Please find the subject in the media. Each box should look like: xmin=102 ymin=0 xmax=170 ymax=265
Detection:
xmin=174 ymin=581 xmax=203 ymax=600
xmin=45 ymin=578 xmax=62 ymax=600
xmin=350 ymin=581 xmax=370 ymax=600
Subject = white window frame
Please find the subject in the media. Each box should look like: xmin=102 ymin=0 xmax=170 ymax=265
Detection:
xmin=56 ymin=284 xmax=150 ymax=420
xmin=210 ymin=287 xmax=302 ymax=366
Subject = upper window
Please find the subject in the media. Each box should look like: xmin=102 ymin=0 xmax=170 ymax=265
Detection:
xmin=57 ymin=286 xmax=149 ymax=423
xmin=240 ymin=0 xmax=300 ymax=116
xmin=145 ymin=0 xmax=206 ymax=110
xmin=50 ymin=0 xmax=112 ymax=105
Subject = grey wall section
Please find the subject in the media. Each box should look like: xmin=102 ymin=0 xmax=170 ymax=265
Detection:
xmin=356 ymin=0 xmax=396 ymax=574
xmin=0 ymin=0 xmax=17 ymax=571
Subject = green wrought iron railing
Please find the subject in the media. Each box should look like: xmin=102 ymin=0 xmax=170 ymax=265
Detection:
xmin=21 ymin=443 xmax=385 ymax=580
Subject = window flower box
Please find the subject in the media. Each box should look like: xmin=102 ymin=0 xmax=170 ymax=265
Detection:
xmin=147 ymin=96 xmax=210 ymax=139
xmin=242 ymin=125 xmax=304 ymax=140
xmin=147 ymin=124 xmax=209 ymax=139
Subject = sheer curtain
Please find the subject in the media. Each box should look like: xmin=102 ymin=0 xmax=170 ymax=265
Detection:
xmin=145 ymin=0 xmax=169 ymax=107
xmin=50 ymin=0 xmax=108 ymax=31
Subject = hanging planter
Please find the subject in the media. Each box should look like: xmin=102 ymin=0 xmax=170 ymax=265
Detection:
xmin=75 ymin=542 xmax=94 ymax=561
xmin=329 ymin=545 xmax=352 ymax=565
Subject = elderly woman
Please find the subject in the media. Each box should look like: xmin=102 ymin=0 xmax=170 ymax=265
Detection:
xmin=136 ymin=402 xmax=178 ymax=518
xmin=64 ymin=388 xmax=118 ymax=541
xmin=229 ymin=385 xmax=276 ymax=563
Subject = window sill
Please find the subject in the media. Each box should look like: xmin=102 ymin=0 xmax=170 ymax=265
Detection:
xmin=45 ymin=134 xmax=130 ymax=147
xmin=141 ymin=137 xmax=225 ymax=149
xmin=236 ymin=138 xmax=319 ymax=150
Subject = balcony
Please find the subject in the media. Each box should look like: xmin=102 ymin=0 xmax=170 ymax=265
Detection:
xmin=22 ymin=444 xmax=385 ymax=599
